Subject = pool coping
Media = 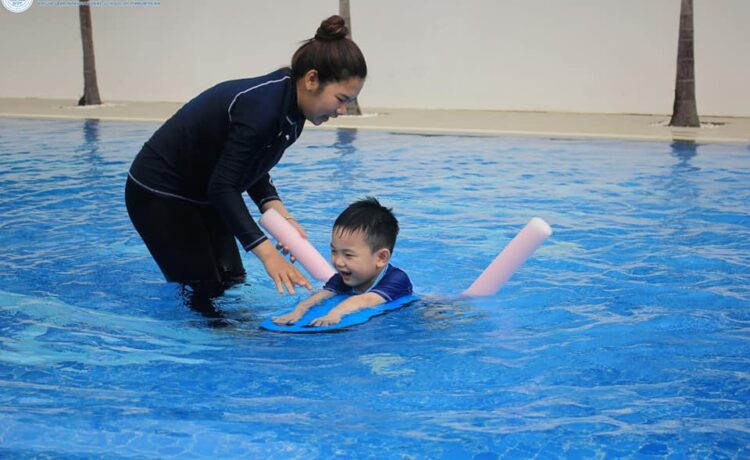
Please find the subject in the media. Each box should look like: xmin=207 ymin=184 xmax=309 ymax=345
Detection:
xmin=1 ymin=97 xmax=748 ymax=144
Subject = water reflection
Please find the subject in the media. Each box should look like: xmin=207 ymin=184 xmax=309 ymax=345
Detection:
xmin=670 ymin=140 xmax=700 ymax=172
xmin=75 ymin=119 xmax=103 ymax=178
xmin=665 ymin=140 xmax=700 ymax=199
xmin=82 ymin=118 xmax=100 ymax=146
xmin=329 ymin=128 xmax=360 ymax=184
xmin=334 ymin=128 xmax=357 ymax=156
xmin=178 ymin=282 xmax=236 ymax=328
xmin=657 ymin=140 xmax=702 ymax=238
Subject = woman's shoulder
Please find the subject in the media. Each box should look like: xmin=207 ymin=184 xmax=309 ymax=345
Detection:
xmin=219 ymin=69 xmax=294 ymax=127
xmin=220 ymin=68 xmax=293 ymax=99
xmin=183 ymin=69 xmax=292 ymax=114
xmin=228 ymin=69 xmax=291 ymax=109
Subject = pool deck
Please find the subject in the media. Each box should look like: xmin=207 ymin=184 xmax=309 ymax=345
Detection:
xmin=1 ymin=97 xmax=748 ymax=144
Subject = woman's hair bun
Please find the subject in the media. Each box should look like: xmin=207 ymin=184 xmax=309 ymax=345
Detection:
xmin=314 ymin=15 xmax=349 ymax=41
xmin=291 ymin=14 xmax=366 ymax=83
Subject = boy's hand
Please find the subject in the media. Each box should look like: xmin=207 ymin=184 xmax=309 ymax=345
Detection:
xmin=309 ymin=312 xmax=342 ymax=327
xmin=272 ymin=310 xmax=304 ymax=325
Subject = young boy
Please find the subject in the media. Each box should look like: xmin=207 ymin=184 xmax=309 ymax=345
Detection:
xmin=272 ymin=197 xmax=412 ymax=327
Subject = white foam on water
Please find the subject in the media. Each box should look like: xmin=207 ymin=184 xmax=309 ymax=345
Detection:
xmin=0 ymin=290 xmax=221 ymax=366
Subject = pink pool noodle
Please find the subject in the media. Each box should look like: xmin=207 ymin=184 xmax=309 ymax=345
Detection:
xmin=463 ymin=217 xmax=552 ymax=297
xmin=259 ymin=209 xmax=336 ymax=282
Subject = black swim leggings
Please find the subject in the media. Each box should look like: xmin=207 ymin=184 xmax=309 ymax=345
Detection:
xmin=125 ymin=177 xmax=246 ymax=295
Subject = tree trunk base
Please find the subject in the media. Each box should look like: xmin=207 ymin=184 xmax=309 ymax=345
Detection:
xmin=345 ymin=100 xmax=362 ymax=116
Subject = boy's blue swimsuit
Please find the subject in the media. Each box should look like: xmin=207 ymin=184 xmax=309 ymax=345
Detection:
xmin=323 ymin=264 xmax=413 ymax=301
xmin=261 ymin=264 xmax=416 ymax=333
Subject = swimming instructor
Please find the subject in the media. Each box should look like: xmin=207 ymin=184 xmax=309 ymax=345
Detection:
xmin=125 ymin=16 xmax=366 ymax=296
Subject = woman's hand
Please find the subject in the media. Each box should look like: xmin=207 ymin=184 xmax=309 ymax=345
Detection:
xmin=275 ymin=217 xmax=308 ymax=262
xmin=286 ymin=217 xmax=307 ymax=239
xmin=260 ymin=202 xmax=308 ymax=262
xmin=253 ymin=240 xmax=312 ymax=294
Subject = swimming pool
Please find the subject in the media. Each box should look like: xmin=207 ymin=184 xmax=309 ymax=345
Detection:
xmin=0 ymin=117 xmax=748 ymax=458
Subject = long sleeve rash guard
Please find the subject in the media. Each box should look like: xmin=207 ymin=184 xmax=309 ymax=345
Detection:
xmin=128 ymin=68 xmax=304 ymax=251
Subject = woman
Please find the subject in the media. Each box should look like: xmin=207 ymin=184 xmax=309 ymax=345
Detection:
xmin=126 ymin=15 xmax=366 ymax=297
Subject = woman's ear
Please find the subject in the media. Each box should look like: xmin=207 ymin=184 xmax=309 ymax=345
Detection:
xmin=375 ymin=248 xmax=391 ymax=268
xmin=304 ymin=69 xmax=320 ymax=92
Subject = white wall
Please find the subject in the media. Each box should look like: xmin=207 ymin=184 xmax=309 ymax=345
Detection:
xmin=1 ymin=0 xmax=748 ymax=116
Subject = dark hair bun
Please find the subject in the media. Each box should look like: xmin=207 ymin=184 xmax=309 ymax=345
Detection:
xmin=315 ymin=15 xmax=348 ymax=41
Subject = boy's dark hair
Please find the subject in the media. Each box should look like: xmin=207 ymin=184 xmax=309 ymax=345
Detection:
xmin=334 ymin=197 xmax=399 ymax=253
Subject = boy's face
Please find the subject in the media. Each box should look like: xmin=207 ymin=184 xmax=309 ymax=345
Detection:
xmin=330 ymin=228 xmax=390 ymax=292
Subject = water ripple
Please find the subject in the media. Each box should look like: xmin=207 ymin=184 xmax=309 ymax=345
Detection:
xmin=0 ymin=119 xmax=748 ymax=458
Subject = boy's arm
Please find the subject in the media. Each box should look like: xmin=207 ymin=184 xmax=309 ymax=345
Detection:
xmin=309 ymin=292 xmax=385 ymax=327
xmin=272 ymin=289 xmax=336 ymax=325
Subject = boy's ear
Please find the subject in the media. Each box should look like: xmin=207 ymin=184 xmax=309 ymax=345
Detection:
xmin=375 ymin=248 xmax=391 ymax=268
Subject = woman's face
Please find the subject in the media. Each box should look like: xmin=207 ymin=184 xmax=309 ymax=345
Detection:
xmin=297 ymin=71 xmax=365 ymax=126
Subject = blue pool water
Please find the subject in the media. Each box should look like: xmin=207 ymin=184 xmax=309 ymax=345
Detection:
xmin=0 ymin=117 xmax=749 ymax=458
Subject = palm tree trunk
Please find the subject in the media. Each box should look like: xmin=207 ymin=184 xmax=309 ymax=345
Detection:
xmin=339 ymin=0 xmax=362 ymax=115
xmin=79 ymin=5 xmax=102 ymax=106
xmin=669 ymin=0 xmax=699 ymax=127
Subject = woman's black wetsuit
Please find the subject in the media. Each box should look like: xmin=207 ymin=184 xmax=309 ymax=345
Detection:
xmin=125 ymin=68 xmax=304 ymax=288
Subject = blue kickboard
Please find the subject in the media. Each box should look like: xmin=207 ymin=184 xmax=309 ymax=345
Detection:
xmin=260 ymin=294 xmax=419 ymax=333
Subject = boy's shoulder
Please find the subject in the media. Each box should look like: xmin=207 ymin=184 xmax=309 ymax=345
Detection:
xmin=323 ymin=264 xmax=413 ymax=302
xmin=370 ymin=264 xmax=413 ymax=302
xmin=379 ymin=264 xmax=409 ymax=281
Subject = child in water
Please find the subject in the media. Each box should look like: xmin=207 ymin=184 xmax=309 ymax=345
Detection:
xmin=272 ymin=197 xmax=413 ymax=327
